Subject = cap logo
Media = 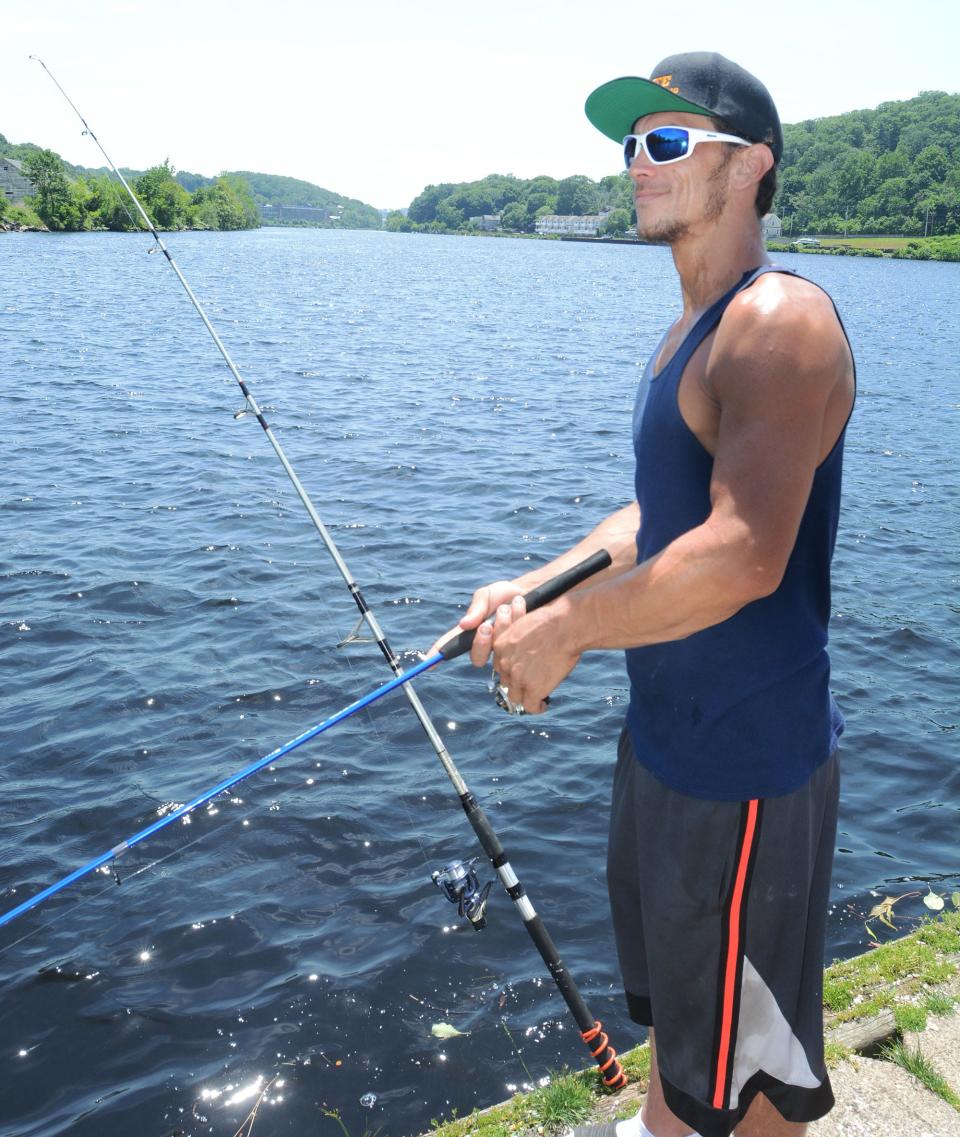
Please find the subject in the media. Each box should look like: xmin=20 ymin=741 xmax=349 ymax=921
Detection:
xmin=652 ymin=73 xmax=681 ymax=94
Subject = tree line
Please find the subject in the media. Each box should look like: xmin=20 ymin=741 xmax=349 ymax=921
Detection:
xmin=385 ymin=171 xmax=635 ymax=236
xmin=5 ymin=89 xmax=958 ymax=239
xmin=1 ymin=148 xmax=260 ymax=232
xmin=386 ymin=91 xmax=960 ymax=239
xmin=779 ymin=91 xmax=960 ymax=235
xmin=232 ymin=171 xmax=381 ymax=229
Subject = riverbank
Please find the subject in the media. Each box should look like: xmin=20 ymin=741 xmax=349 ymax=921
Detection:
xmin=417 ymin=911 xmax=960 ymax=1137
xmin=768 ymin=235 xmax=960 ymax=262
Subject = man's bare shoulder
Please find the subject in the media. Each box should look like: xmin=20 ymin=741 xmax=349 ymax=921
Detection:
xmin=722 ymin=270 xmax=845 ymax=342
xmin=709 ymin=270 xmax=852 ymax=396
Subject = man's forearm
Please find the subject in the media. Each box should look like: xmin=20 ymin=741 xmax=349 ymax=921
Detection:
xmin=564 ymin=513 xmax=776 ymax=652
xmin=510 ymin=502 xmax=640 ymax=595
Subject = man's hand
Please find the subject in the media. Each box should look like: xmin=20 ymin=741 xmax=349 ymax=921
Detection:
xmin=489 ymin=594 xmax=581 ymax=715
xmin=428 ymin=579 xmax=525 ymax=666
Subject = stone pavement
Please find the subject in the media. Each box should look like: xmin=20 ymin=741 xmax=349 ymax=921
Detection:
xmin=810 ymin=1008 xmax=960 ymax=1136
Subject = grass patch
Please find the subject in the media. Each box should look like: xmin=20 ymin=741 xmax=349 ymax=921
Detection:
xmin=881 ymin=1041 xmax=960 ymax=1111
xmin=923 ymin=993 xmax=957 ymax=1017
xmin=822 ymin=976 xmax=857 ymax=1012
xmin=915 ymin=909 xmax=960 ymax=954
xmin=823 ymin=911 xmax=959 ymax=1024
xmin=894 ymin=1004 xmax=928 ymax=1033
xmin=426 ymin=916 xmax=960 ymax=1137
xmin=823 ymin=1041 xmax=853 ymax=1068
xmin=620 ymin=1043 xmax=651 ymax=1086
xmin=426 ymin=1055 xmax=641 ymax=1137
xmin=818 ymin=236 xmax=915 ymax=250
xmin=525 ymin=1072 xmax=596 ymax=1132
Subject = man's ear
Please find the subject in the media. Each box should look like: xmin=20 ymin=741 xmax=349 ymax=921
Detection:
xmin=731 ymin=143 xmax=774 ymax=192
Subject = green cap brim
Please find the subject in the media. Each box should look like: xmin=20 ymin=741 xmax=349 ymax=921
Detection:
xmin=585 ymin=77 xmax=713 ymax=143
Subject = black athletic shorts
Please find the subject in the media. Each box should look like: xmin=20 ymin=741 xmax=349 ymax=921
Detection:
xmin=607 ymin=726 xmax=839 ymax=1137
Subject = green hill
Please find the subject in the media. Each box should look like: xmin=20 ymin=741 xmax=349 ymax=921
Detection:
xmin=0 ymin=133 xmax=380 ymax=230
xmin=778 ymin=91 xmax=960 ymax=235
xmin=227 ymin=170 xmax=381 ymax=228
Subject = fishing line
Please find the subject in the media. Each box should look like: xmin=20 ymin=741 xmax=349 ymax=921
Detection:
xmin=0 ymin=795 xmax=258 ymax=964
xmin=22 ymin=55 xmax=627 ymax=1088
xmin=1 ymin=554 xmax=605 ymax=932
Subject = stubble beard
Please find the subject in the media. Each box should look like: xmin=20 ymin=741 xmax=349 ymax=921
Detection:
xmin=635 ymin=150 xmax=733 ymax=245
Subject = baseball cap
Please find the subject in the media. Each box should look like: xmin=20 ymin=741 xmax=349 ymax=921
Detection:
xmin=585 ymin=52 xmax=783 ymax=164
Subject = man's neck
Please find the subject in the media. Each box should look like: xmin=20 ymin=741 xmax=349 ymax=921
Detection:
xmin=670 ymin=219 xmax=769 ymax=319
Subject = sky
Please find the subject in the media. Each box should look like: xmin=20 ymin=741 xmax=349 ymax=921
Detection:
xmin=2 ymin=0 xmax=958 ymax=211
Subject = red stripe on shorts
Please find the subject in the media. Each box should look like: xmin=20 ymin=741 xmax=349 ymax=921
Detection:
xmin=711 ymin=798 xmax=760 ymax=1110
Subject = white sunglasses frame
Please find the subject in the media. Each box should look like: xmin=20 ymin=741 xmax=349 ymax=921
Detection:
xmin=622 ymin=126 xmax=751 ymax=169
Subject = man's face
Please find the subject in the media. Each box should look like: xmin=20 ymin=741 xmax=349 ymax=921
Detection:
xmin=627 ymin=111 xmax=737 ymax=244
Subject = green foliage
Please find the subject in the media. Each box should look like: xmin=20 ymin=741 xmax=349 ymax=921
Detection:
xmin=384 ymin=210 xmax=414 ymax=232
xmin=3 ymin=130 xmax=381 ymax=233
xmin=22 ymin=148 xmax=83 ymax=230
xmin=526 ymin=1072 xmax=596 ymax=1132
xmin=556 ymin=174 xmax=597 ymax=215
xmin=190 ymin=175 xmax=259 ymax=230
xmin=82 ymin=173 xmax=136 ymax=231
xmin=134 ymin=160 xmax=193 ymax=228
xmin=822 ymin=975 xmax=857 ymax=1012
xmin=893 ymin=1003 xmax=928 ymax=1033
xmin=401 ymin=170 xmax=635 ymax=234
xmin=923 ymin=992 xmax=957 ymax=1016
xmin=233 ymin=170 xmax=381 ymax=228
xmin=777 ymin=91 xmax=960 ymax=236
xmin=892 ymin=234 xmax=960 ymax=260
xmin=602 ymin=207 xmax=633 ymax=236
xmin=880 ymin=1041 xmax=960 ymax=1110
xmin=4 ymin=202 xmax=45 ymax=229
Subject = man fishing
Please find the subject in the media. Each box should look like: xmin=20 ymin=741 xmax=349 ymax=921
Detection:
xmin=437 ymin=52 xmax=855 ymax=1137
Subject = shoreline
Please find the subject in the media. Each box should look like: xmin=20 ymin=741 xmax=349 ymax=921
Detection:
xmin=416 ymin=910 xmax=960 ymax=1137
xmin=4 ymin=222 xmax=957 ymax=262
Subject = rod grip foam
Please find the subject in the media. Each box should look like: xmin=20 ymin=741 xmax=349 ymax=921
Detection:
xmin=438 ymin=548 xmax=612 ymax=661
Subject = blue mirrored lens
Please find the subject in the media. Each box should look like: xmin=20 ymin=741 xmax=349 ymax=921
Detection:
xmin=646 ymin=128 xmax=690 ymax=162
xmin=623 ymin=129 xmax=692 ymax=168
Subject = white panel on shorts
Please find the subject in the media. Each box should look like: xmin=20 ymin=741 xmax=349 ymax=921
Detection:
xmin=729 ymin=955 xmax=820 ymax=1102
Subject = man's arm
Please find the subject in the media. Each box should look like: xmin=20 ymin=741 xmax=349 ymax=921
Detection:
xmin=491 ymin=280 xmax=854 ymax=709
xmin=429 ymin=502 xmax=640 ymax=663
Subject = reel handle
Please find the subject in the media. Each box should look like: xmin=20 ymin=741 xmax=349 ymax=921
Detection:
xmin=438 ymin=549 xmax=612 ymax=661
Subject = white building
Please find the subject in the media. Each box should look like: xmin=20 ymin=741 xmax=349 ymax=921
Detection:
xmin=535 ymin=211 xmax=612 ymax=237
xmin=761 ymin=212 xmax=783 ymax=239
xmin=468 ymin=213 xmax=502 ymax=231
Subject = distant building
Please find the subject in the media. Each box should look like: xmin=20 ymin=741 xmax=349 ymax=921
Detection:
xmin=535 ymin=211 xmax=612 ymax=237
xmin=0 ymin=156 xmax=35 ymax=205
xmin=761 ymin=212 xmax=783 ymax=239
xmin=468 ymin=213 xmax=501 ymax=231
xmin=261 ymin=203 xmax=336 ymax=223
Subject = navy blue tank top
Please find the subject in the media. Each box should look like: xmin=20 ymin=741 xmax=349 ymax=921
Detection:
xmin=625 ymin=265 xmax=853 ymax=800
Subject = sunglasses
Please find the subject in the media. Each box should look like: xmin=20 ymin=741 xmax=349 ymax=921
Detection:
xmin=622 ymin=126 xmax=750 ymax=169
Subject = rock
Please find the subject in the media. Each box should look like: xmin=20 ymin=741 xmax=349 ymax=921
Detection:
xmin=903 ymin=1007 xmax=960 ymax=1100
xmin=809 ymin=1053 xmax=960 ymax=1137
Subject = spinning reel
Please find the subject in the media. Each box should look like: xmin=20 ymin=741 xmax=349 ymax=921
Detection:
xmin=431 ymin=858 xmax=494 ymax=930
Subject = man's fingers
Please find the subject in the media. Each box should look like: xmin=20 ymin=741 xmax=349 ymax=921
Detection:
xmin=462 ymin=587 xmax=493 ymax=629
xmin=469 ymin=620 xmax=494 ymax=667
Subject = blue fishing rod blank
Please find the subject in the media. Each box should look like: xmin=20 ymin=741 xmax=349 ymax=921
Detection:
xmin=0 ymin=550 xmax=610 ymax=932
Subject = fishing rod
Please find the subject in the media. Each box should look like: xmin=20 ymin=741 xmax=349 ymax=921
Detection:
xmin=0 ymin=551 xmax=606 ymax=930
xmin=26 ymin=56 xmax=627 ymax=1089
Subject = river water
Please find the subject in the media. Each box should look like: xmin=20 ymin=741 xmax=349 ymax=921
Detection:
xmin=1 ymin=229 xmax=957 ymax=1137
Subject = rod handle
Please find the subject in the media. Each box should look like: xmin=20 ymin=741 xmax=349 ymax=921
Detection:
xmin=438 ymin=549 xmax=612 ymax=661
